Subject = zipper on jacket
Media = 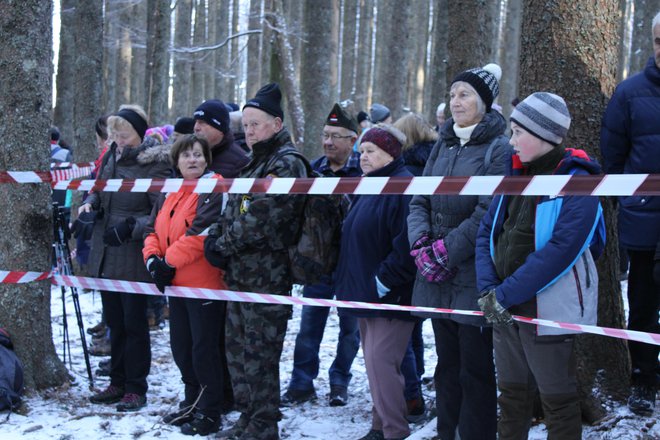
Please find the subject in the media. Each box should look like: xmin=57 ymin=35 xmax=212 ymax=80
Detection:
xmin=572 ymin=266 xmax=585 ymax=317
xmin=582 ymin=253 xmax=591 ymax=288
xmin=446 ymin=144 xmax=464 ymax=176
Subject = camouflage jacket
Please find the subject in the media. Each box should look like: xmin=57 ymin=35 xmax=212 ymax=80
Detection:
xmin=211 ymin=129 xmax=307 ymax=295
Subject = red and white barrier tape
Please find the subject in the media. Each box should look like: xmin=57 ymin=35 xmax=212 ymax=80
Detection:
xmin=0 ymin=172 xmax=660 ymax=196
xmin=50 ymin=161 xmax=96 ymax=170
xmin=2 ymin=270 xmax=658 ymax=346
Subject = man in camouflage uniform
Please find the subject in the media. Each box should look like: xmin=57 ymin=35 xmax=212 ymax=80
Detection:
xmin=204 ymin=83 xmax=306 ymax=440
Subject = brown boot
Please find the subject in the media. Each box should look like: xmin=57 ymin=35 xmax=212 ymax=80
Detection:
xmin=540 ymin=392 xmax=581 ymax=440
xmin=497 ymin=381 xmax=537 ymax=440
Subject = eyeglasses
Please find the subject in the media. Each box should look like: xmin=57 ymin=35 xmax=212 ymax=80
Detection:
xmin=321 ymin=133 xmax=353 ymax=142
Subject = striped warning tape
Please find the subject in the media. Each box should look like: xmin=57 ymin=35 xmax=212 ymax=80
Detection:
xmin=2 ymin=270 xmax=658 ymax=346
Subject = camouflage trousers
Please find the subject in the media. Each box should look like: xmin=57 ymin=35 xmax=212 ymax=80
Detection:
xmin=225 ymin=300 xmax=291 ymax=440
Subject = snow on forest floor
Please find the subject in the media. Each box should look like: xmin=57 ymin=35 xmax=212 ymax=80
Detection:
xmin=0 ymin=283 xmax=657 ymax=439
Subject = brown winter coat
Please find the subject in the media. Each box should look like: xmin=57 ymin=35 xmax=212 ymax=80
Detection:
xmin=86 ymin=137 xmax=172 ymax=281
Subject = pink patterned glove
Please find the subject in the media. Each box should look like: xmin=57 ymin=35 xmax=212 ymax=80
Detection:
xmin=414 ymin=239 xmax=458 ymax=283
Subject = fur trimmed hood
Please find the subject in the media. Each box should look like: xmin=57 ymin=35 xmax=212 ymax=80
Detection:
xmin=137 ymin=137 xmax=171 ymax=165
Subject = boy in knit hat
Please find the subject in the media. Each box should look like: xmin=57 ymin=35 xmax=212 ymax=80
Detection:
xmin=475 ymin=92 xmax=606 ymax=440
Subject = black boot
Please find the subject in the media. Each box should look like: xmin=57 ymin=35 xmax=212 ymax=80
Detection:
xmin=540 ymin=392 xmax=581 ymax=440
xmin=497 ymin=381 xmax=536 ymax=440
xmin=180 ymin=413 xmax=221 ymax=436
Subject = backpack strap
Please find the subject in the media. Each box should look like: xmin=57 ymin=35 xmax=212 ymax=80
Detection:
xmin=483 ymin=136 xmax=503 ymax=171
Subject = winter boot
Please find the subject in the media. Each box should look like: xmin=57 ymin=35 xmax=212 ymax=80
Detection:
xmin=540 ymin=392 xmax=581 ymax=440
xmin=89 ymin=385 xmax=124 ymax=404
xmin=497 ymin=381 xmax=537 ymax=440
xmin=216 ymin=413 xmax=249 ymax=439
xmin=280 ymin=388 xmax=316 ymax=406
xmin=627 ymin=384 xmax=656 ymax=417
xmin=329 ymin=385 xmax=348 ymax=407
xmin=357 ymin=430 xmax=384 ymax=440
xmin=116 ymin=393 xmax=147 ymax=412
xmin=181 ymin=413 xmax=221 ymax=436
xmin=163 ymin=402 xmax=197 ymax=426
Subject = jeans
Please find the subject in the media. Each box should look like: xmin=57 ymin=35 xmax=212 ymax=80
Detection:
xmin=288 ymin=281 xmax=360 ymax=391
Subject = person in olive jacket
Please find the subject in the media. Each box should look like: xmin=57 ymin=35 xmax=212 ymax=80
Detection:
xmin=335 ymin=124 xmax=417 ymax=440
xmin=81 ymin=105 xmax=172 ymax=412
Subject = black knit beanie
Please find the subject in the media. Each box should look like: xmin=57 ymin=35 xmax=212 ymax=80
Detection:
xmin=243 ymin=83 xmax=284 ymax=120
xmin=451 ymin=67 xmax=500 ymax=111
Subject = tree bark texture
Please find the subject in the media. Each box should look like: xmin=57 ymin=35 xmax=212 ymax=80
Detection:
xmin=340 ymin=0 xmax=358 ymax=102
xmin=247 ymin=0 xmax=264 ymax=100
xmin=103 ymin=2 xmax=118 ymax=114
xmin=426 ymin=0 xmax=448 ymax=123
xmin=300 ymin=0 xmax=339 ymax=156
xmin=228 ymin=0 xmax=240 ymax=103
xmin=115 ymin=3 xmax=134 ymax=111
xmin=73 ymin=0 xmax=103 ymax=162
xmin=630 ymin=0 xmax=660 ymax=74
xmin=354 ymin=0 xmax=374 ymax=111
xmin=129 ymin=0 xmax=147 ymax=105
xmin=267 ymin=0 xmax=306 ymax=148
xmin=498 ymin=0 xmax=522 ymax=120
xmin=372 ymin=0 xmax=411 ymax=120
xmin=53 ymin=0 xmax=76 ymax=143
xmin=407 ymin=0 xmax=430 ymax=113
xmin=172 ymin=0 xmax=193 ymax=119
xmin=446 ymin=0 xmax=497 ymax=89
xmin=145 ymin=0 xmax=170 ymax=126
xmin=0 ymin=0 xmax=69 ymax=390
xmin=190 ymin=0 xmax=208 ymax=108
xmin=519 ymin=0 xmax=630 ymax=412
xmin=213 ymin=0 xmax=231 ymax=100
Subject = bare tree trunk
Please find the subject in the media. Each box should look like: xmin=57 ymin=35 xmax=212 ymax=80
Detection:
xmin=630 ymin=0 xmax=660 ymax=74
xmin=213 ymin=0 xmax=231 ymax=100
xmin=145 ymin=0 xmax=171 ymax=125
xmin=498 ymin=0 xmax=522 ymax=120
xmin=407 ymin=0 xmax=430 ymax=113
xmin=261 ymin=0 xmax=274 ymax=85
xmin=520 ymin=0 xmax=630 ymax=421
xmin=129 ymin=0 xmax=147 ymax=105
xmin=115 ymin=3 xmax=134 ymax=110
xmin=104 ymin=1 xmax=118 ymax=113
xmin=354 ymin=0 xmax=374 ymax=111
xmin=446 ymin=0 xmax=497 ymax=86
xmin=73 ymin=1 xmax=104 ymax=162
xmin=426 ymin=0 xmax=448 ymax=122
xmin=340 ymin=0 xmax=358 ymax=102
xmin=172 ymin=0 xmax=193 ymax=119
xmin=300 ymin=0 xmax=339 ymax=156
xmin=190 ymin=0 xmax=208 ymax=107
xmin=266 ymin=0 xmax=306 ymax=148
xmin=247 ymin=0 xmax=263 ymax=99
xmin=0 ymin=0 xmax=69 ymax=390
xmin=228 ymin=0 xmax=240 ymax=103
xmin=372 ymin=0 xmax=410 ymax=120
xmin=53 ymin=0 xmax=76 ymax=143
xmin=283 ymin=0 xmax=304 ymax=83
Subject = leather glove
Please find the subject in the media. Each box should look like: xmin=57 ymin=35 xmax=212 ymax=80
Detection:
xmin=149 ymin=256 xmax=176 ymax=293
xmin=204 ymin=234 xmax=228 ymax=270
xmin=103 ymin=216 xmax=136 ymax=246
xmin=477 ymin=289 xmax=513 ymax=325
xmin=411 ymin=239 xmax=458 ymax=283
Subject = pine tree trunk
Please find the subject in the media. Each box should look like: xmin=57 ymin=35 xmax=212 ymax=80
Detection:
xmin=228 ymin=0 xmax=240 ymax=103
xmin=426 ymin=0 xmax=448 ymax=122
xmin=300 ymin=0 xmax=339 ymax=155
xmin=267 ymin=0 xmax=305 ymax=147
xmin=519 ymin=0 xmax=630 ymax=420
xmin=116 ymin=4 xmax=133 ymax=110
xmin=354 ymin=0 xmax=374 ymax=111
xmin=498 ymin=0 xmax=522 ymax=120
xmin=247 ymin=0 xmax=263 ymax=99
xmin=283 ymin=0 xmax=303 ymax=82
xmin=0 ymin=0 xmax=69 ymax=390
xmin=407 ymin=0 xmax=430 ymax=113
xmin=73 ymin=1 xmax=103 ymax=161
xmin=53 ymin=0 xmax=76 ymax=143
xmin=446 ymin=0 xmax=496 ymax=86
xmin=103 ymin=2 xmax=118 ymax=114
xmin=372 ymin=0 xmax=410 ymax=120
xmin=630 ymin=0 xmax=660 ymax=74
xmin=145 ymin=0 xmax=170 ymax=126
xmin=340 ymin=0 xmax=358 ymax=102
xmin=172 ymin=0 xmax=193 ymax=120
xmin=190 ymin=0 xmax=207 ymax=108
xmin=213 ymin=0 xmax=230 ymax=100
xmin=129 ymin=1 xmax=147 ymax=105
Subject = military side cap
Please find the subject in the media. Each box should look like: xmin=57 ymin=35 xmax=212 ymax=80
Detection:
xmin=325 ymin=103 xmax=358 ymax=134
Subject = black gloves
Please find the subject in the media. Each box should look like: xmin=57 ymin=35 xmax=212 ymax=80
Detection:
xmin=477 ymin=289 xmax=513 ymax=326
xmin=71 ymin=211 xmax=96 ymax=241
xmin=147 ymin=255 xmax=176 ymax=293
xmin=103 ymin=216 xmax=136 ymax=246
xmin=204 ymin=234 xmax=228 ymax=270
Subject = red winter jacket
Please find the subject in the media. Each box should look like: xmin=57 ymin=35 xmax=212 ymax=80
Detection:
xmin=143 ymin=173 xmax=227 ymax=289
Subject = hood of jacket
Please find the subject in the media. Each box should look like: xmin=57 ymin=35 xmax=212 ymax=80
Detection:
xmin=134 ymin=136 xmax=172 ymax=165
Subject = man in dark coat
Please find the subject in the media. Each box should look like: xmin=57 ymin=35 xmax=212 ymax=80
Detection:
xmin=193 ymin=99 xmax=249 ymax=178
xmin=600 ymin=10 xmax=660 ymax=416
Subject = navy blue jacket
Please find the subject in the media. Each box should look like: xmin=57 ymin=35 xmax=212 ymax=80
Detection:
xmin=335 ymin=157 xmax=417 ymax=320
xmin=600 ymin=56 xmax=660 ymax=250
xmin=403 ymin=141 xmax=434 ymax=176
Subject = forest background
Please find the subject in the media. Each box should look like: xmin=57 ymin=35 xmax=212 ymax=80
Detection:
xmin=0 ymin=0 xmax=658 ymax=425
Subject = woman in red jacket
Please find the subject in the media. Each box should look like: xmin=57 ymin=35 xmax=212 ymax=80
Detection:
xmin=143 ymin=134 xmax=227 ymax=436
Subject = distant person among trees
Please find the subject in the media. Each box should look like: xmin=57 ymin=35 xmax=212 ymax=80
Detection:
xmin=82 ymin=104 xmax=172 ymax=412
xmin=282 ymin=103 xmax=361 ymax=408
xmin=143 ymin=134 xmax=227 ymax=436
xmin=407 ymin=64 xmax=510 ymax=440
xmin=369 ymin=103 xmax=392 ymax=124
xmin=600 ymin=10 xmax=660 ymax=416
xmin=476 ymin=92 xmax=605 ymax=439
xmin=434 ymin=103 xmax=446 ymax=132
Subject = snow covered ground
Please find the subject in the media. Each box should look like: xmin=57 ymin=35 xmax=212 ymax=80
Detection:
xmin=0 ymin=283 xmax=657 ymax=439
